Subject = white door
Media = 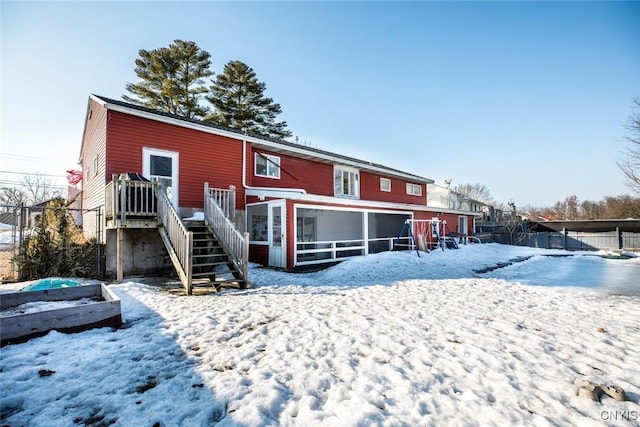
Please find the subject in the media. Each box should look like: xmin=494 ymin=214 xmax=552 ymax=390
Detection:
xmin=143 ymin=148 xmax=178 ymax=208
xmin=268 ymin=201 xmax=286 ymax=268
xmin=458 ymin=216 xmax=468 ymax=235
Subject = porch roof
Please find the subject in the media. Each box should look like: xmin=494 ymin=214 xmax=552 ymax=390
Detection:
xmin=89 ymin=94 xmax=434 ymax=184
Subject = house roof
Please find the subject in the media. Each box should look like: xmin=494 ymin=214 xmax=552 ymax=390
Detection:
xmin=89 ymin=94 xmax=434 ymax=184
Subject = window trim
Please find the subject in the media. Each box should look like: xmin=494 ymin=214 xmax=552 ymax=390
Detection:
xmin=334 ymin=165 xmax=360 ymax=198
xmin=255 ymin=153 xmax=281 ymax=179
xmin=380 ymin=177 xmax=391 ymax=192
xmin=406 ymin=183 xmax=423 ymax=196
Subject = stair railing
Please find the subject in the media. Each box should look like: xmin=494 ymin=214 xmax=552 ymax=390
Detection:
xmin=204 ymin=183 xmax=236 ymax=221
xmin=157 ymin=186 xmax=193 ymax=294
xmin=203 ymin=183 xmax=249 ymax=284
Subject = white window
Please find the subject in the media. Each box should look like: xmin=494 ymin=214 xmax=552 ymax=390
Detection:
xmin=334 ymin=166 xmax=359 ymax=198
xmin=255 ymin=153 xmax=280 ymax=179
xmin=92 ymin=154 xmax=99 ymax=177
xmin=380 ymin=177 xmax=391 ymax=192
xmin=406 ymin=183 xmax=422 ymax=196
xmin=247 ymin=204 xmax=268 ymax=243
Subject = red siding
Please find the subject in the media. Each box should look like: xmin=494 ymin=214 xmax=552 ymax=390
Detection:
xmin=249 ymin=245 xmax=269 ymax=267
xmin=250 ymin=148 xmax=427 ymax=204
xmin=250 ymin=148 xmax=334 ymax=196
xmin=106 ymin=112 xmax=245 ymax=209
xmin=360 ymin=171 xmax=426 ymax=205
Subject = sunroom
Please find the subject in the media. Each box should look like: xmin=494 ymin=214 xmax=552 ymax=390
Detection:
xmin=294 ymin=206 xmax=411 ymax=266
xmin=246 ymin=202 xmax=412 ymax=269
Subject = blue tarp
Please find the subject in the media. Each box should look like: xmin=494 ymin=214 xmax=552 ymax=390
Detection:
xmin=22 ymin=278 xmax=80 ymax=291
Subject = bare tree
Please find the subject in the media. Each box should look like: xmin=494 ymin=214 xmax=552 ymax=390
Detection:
xmin=455 ymin=183 xmax=495 ymax=204
xmin=603 ymin=195 xmax=640 ymax=219
xmin=618 ymin=96 xmax=640 ymax=195
xmin=0 ymin=174 xmax=61 ymax=210
xmin=446 ymin=192 xmax=467 ymax=210
xmin=20 ymin=173 xmax=61 ymax=204
xmin=0 ymin=186 xmax=28 ymax=211
xmin=580 ymin=200 xmax=605 ymax=220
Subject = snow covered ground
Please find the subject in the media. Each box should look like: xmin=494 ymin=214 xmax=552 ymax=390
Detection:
xmin=0 ymin=225 xmax=14 ymax=250
xmin=1 ymin=244 xmax=639 ymax=426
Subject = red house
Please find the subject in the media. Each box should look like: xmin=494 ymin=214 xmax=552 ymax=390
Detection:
xmin=79 ymin=95 xmax=480 ymax=293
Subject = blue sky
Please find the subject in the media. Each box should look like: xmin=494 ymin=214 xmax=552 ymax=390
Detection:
xmin=1 ymin=1 xmax=639 ymax=207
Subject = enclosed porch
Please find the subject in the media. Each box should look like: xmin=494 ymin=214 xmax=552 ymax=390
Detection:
xmin=294 ymin=207 xmax=411 ymax=266
xmin=246 ymin=202 xmax=412 ymax=269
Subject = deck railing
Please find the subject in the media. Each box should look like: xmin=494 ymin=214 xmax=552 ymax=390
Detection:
xmin=105 ymin=174 xmax=157 ymax=225
xmin=203 ymin=183 xmax=249 ymax=283
xmin=157 ymin=187 xmax=193 ymax=294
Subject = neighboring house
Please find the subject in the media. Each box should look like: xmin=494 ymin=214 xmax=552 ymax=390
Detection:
xmin=426 ymin=183 xmax=490 ymax=234
xmin=79 ymin=94 xmax=481 ymax=292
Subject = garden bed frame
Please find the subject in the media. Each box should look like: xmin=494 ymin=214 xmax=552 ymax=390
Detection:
xmin=0 ymin=283 xmax=122 ymax=346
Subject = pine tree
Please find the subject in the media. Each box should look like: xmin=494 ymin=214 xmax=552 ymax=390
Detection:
xmin=206 ymin=60 xmax=292 ymax=139
xmin=124 ymin=39 xmax=212 ymax=119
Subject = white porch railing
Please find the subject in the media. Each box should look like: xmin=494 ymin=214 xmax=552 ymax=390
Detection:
xmin=105 ymin=174 xmax=157 ymax=225
xmin=203 ymin=183 xmax=249 ymax=284
xmin=295 ymin=239 xmax=366 ymax=266
xmin=157 ymin=188 xmax=193 ymax=294
xmin=295 ymin=236 xmax=413 ymax=266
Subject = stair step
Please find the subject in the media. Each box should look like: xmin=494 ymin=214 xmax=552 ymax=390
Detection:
xmin=192 ymin=253 xmax=227 ymax=259
xmin=193 ymin=255 xmax=229 ymax=261
xmin=193 ymin=250 xmax=225 ymax=256
xmin=193 ymin=261 xmax=232 ymax=268
xmin=192 ymin=269 xmax=237 ymax=278
xmin=191 ymin=279 xmax=246 ymax=291
xmin=193 ymin=241 xmax=221 ymax=245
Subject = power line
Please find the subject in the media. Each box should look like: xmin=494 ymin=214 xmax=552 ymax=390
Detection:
xmin=0 ymin=170 xmax=69 ymax=178
xmin=0 ymin=180 xmax=68 ymax=190
xmin=0 ymin=153 xmax=44 ymax=160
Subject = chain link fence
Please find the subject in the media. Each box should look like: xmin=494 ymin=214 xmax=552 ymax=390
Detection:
xmin=0 ymin=204 xmax=104 ymax=283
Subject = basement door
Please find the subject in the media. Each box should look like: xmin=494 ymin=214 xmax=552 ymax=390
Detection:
xmin=143 ymin=148 xmax=179 ymax=208
xmin=268 ymin=201 xmax=286 ymax=268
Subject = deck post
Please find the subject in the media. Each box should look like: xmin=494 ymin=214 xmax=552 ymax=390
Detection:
xmin=116 ymin=227 xmax=124 ymax=283
xmin=119 ymin=175 xmax=127 ymax=227
xmin=186 ymin=232 xmax=193 ymax=295
xmin=110 ymin=174 xmax=118 ymax=222
xmin=243 ymin=232 xmax=250 ymax=286
xmin=229 ymin=185 xmax=236 ymax=222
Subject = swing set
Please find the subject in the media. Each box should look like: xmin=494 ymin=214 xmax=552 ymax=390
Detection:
xmin=394 ymin=218 xmax=459 ymax=256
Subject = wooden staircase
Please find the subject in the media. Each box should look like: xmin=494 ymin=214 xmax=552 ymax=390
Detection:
xmin=186 ymin=220 xmax=247 ymax=291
